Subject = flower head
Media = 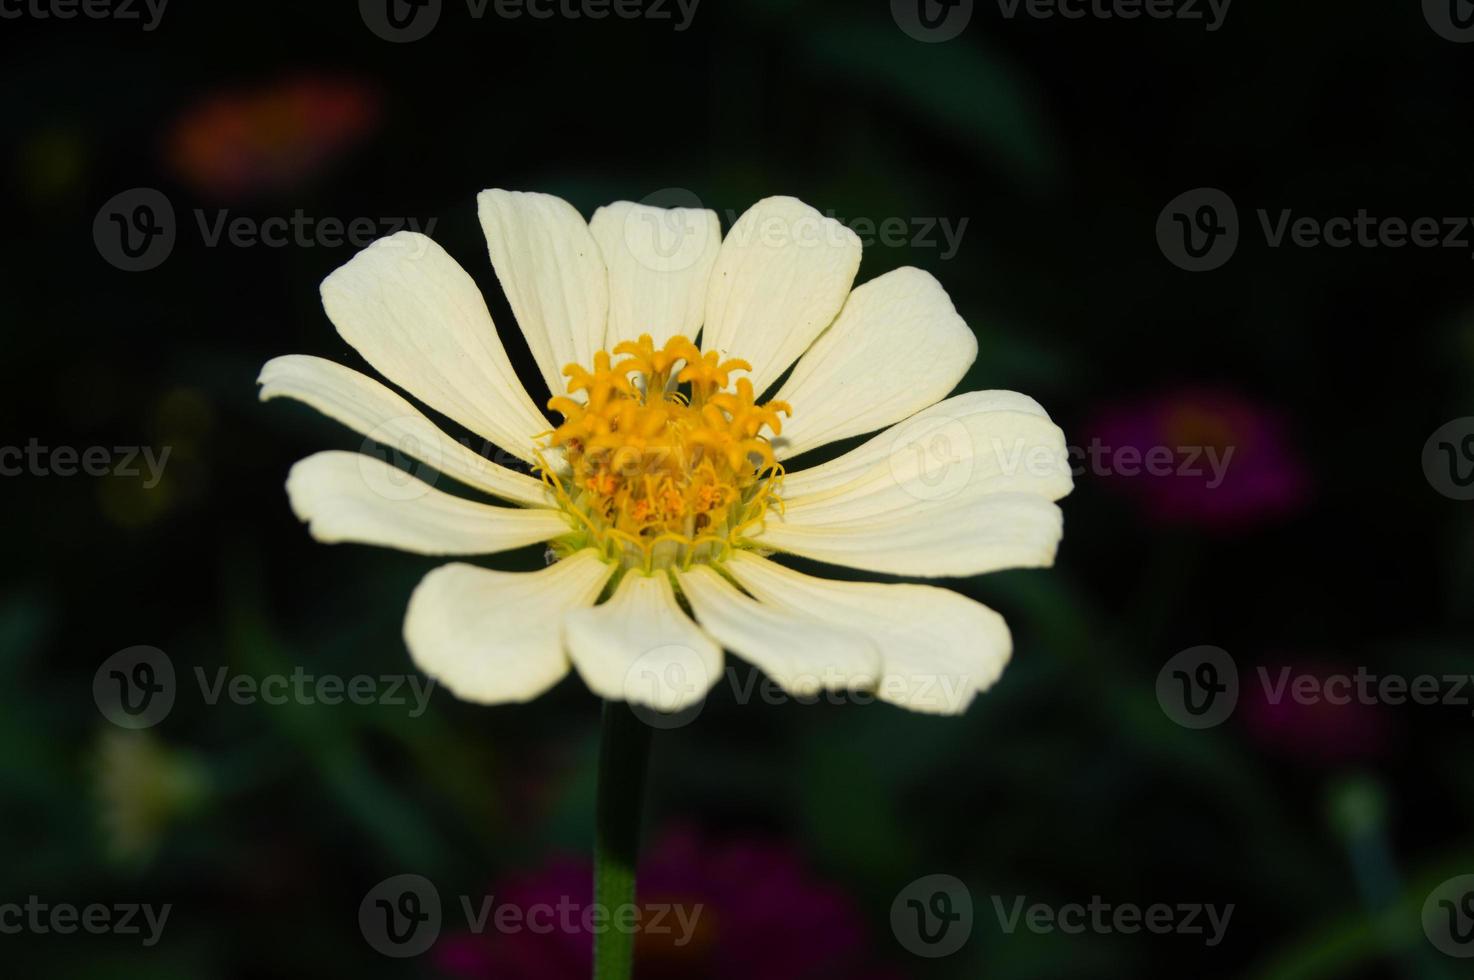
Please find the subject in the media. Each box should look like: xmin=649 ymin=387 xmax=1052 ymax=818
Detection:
xmin=543 ymin=332 xmax=787 ymax=571
xmin=260 ymin=192 xmax=1071 ymax=715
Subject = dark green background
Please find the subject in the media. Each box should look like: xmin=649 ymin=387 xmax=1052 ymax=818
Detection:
xmin=4 ymin=0 xmax=1473 ymax=976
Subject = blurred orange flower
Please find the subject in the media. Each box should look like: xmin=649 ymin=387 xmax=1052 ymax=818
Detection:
xmin=166 ymin=75 xmax=381 ymax=200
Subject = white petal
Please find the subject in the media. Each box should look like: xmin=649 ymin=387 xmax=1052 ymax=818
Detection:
xmin=772 ymin=267 xmax=977 ymax=460
xmin=564 ymin=572 xmax=722 ymax=711
xmin=779 ymin=390 xmax=1073 ymax=509
xmin=478 ymin=190 xmax=609 ymax=399
xmin=320 ymin=233 xmax=550 ymax=465
xmin=403 ymin=550 xmax=614 ymax=704
xmin=751 ymin=390 xmax=1071 ymax=577
xmin=702 ymin=196 xmax=862 ymax=395
xmin=674 ymin=566 xmax=879 ymax=696
xmin=724 ymin=552 xmax=1010 ymax=714
xmin=259 ymin=355 xmax=553 ymax=508
xmin=755 ymin=492 xmax=1063 ymax=579
xmin=589 ymin=201 xmax=721 ymax=349
xmin=286 ymin=451 xmax=568 ymax=555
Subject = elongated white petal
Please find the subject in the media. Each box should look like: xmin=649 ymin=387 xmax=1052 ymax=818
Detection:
xmin=320 ymin=233 xmax=550 ymax=465
xmin=724 ymin=552 xmax=1010 ymax=714
xmin=564 ymin=572 xmax=721 ymax=711
xmin=772 ymin=268 xmax=977 ymax=460
xmin=259 ymin=355 xmax=553 ymax=508
xmin=404 ymin=551 xmax=614 ymax=704
xmin=478 ymin=190 xmax=609 ymax=399
xmin=285 ymin=451 xmax=568 ymax=555
xmin=779 ymin=390 xmax=1073 ymax=511
xmin=756 ymin=492 xmax=1063 ymax=578
xmin=589 ymin=201 xmax=721 ymax=350
xmin=702 ymin=197 xmax=862 ymax=395
xmin=674 ymin=566 xmax=879 ymax=695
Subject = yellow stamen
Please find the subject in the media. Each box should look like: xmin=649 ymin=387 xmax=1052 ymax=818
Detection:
xmin=536 ymin=334 xmax=787 ymax=571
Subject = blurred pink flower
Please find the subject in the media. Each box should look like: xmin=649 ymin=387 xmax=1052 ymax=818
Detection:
xmin=165 ymin=75 xmax=380 ymax=200
xmin=1085 ymin=386 xmax=1309 ymax=525
xmin=436 ymin=828 xmax=900 ymax=980
xmin=1242 ymin=662 xmax=1393 ymax=765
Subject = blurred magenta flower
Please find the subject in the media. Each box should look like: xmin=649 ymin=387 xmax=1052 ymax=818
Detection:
xmin=436 ymin=828 xmax=898 ymax=980
xmin=1242 ymin=662 xmax=1392 ymax=764
xmin=165 ymin=74 xmax=380 ymax=199
xmin=1085 ymin=386 xmax=1309 ymax=525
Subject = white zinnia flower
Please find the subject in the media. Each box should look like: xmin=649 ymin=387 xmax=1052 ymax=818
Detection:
xmin=259 ymin=191 xmax=1071 ymax=716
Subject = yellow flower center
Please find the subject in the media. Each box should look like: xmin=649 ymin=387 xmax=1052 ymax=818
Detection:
xmin=536 ymin=334 xmax=790 ymax=571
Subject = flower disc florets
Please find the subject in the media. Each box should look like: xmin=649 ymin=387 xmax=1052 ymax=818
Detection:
xmin=538 ymin=334 xmax=790 ymax=571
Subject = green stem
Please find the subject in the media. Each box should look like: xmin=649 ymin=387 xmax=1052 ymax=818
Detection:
xmin=593 ymin=700 xmax=653 ymax=980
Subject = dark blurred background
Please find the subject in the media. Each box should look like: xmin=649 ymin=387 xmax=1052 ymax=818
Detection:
xmin=5 ymin=0 xmax=1474 ymax=976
